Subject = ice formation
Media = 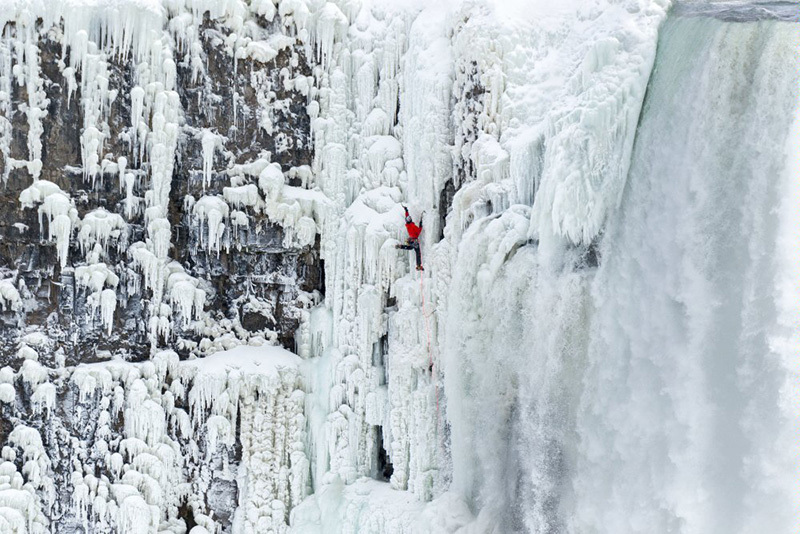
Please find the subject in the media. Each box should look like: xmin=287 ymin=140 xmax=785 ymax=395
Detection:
xmin=0 ymin=344 xmax=305 ymax=533
xmin=19 ymin=181 xmax=79 ymax=267
xmin=78 ymin=209 xmax=127 ymax=256
xmin=1 ymin=0 xmax=798 ymax=533
xmin=192 ymin=195 xmax=230 ymax=255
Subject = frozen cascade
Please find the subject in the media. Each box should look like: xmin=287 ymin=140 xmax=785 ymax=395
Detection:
xmin=292 ymin=0 xmax=671 ymax=528
xmin=0 ymin=0 xmax=798 ymax=533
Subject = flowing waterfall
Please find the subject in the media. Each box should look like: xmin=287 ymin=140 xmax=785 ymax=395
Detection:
xmin=443 ymin=11 xmax=800 ymax=534
xmin=571 ymin=15 xmax=800 ymax=534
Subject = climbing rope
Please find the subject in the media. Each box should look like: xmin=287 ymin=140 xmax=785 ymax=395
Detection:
xmin=420 ymin=272 xmax=433 ymax=363
xmin=419 ymin=271 xmax=441 ymax=442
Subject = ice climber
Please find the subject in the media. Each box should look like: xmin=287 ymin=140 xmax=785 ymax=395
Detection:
xmin=396 ymin=206 xmax=424 ymax=271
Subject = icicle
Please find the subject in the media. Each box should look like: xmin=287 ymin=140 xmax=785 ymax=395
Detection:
xmin=0 ymin=279 xmax=21 ymax=312
xmin=100 ymin=289 xmax=117 ymax=335
xmin=200 ymin=130 xmax=220 ymax=190
xmin=192 ymin=196 xmax=229 ymax=255
xmin=78 ymin=208 xmax=126 ymax=257
xmin=129 ymin=86 xmax=145 ymax=159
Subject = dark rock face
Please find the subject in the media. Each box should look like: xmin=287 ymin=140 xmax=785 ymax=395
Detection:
xmin=0 ymin=12 xmax=320 ymax=532
xmin=0 ymin=14 xmax=321 ymax=369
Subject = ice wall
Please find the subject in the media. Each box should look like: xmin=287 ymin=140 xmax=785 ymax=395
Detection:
xmin=292 ymin=0 xmax=670 ymax=529
xmin=0 ymin=0 xmax=323 ymax=366
xmin=0 ymin=0 xmax=323 ymax=532
xmin=294 ymin=1 xmax=800 ymax=533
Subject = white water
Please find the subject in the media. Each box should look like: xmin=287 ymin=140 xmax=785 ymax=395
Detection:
xmin=444 ymin=14 xmax=800 ymax=533
xmin=570 ymin=17 xmax=800 ymax=534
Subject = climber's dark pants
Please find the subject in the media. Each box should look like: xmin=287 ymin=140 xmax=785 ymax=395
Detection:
xmin=398 ymin=239 xmax=422 ymax=268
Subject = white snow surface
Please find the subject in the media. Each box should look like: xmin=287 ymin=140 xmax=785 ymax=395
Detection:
xmin=181 ymin=343 xmax=300 ymax=378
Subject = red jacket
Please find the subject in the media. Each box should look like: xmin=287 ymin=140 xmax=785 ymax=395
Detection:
xmin=403 ymin=207 xmax=423 ymax=239
xmin=406 ymin=221 xmax=422 ymax=239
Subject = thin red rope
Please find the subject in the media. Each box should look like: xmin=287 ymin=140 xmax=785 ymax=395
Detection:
xmin=419 ymin=271 xmax=440 ymax=439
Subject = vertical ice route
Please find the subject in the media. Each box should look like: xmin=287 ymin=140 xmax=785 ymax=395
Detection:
xmin=293 ymin=0 xmax=670 ymax=530
xmin=296 ymin=3 xmax=798 ymax=534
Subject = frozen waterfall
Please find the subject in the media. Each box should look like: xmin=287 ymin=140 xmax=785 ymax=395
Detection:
xmin=0 ymin=1 xmax=797 ymax=533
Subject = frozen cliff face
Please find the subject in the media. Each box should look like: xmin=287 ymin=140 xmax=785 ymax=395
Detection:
xmin=0 ymin=346 xmax=308 ymax=534
xmin=292 ymin=0 xmax=673 ymax=526
xmin=291 ymin=1 xmax=800 ymax=533
xmin=0 ymin=1 xmax=322 ymax=532
xmin=0 ymin=0 xmax=322 ymax=367
xmin=1 ymin=0 xmax=800 ymax=533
